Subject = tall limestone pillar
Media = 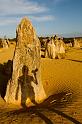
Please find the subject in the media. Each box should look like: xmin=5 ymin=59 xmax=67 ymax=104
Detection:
xmin=5 ymin=17 xmax=47 ymax=107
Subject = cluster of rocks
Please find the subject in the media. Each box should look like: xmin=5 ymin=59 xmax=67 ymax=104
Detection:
xmin=40 ymin=36 xmax=81 ymax=56
xmin=64 ymin=37 xmax=81 ymax=49
xmin=45 ymin=35 xmax=65 ymax=59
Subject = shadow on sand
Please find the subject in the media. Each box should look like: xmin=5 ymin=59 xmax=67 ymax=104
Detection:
xmin=0 ymin=91 xmax=81 ymax=124
xmin=0 ymin=96 xmax=81 ymax=124
xmin=0 ymin=60 xmax=12 ymax=98
xmin=0 ymin=62 xmax=81 ymax=124
xmin=66 ymin=59 xmax=82 ymax=63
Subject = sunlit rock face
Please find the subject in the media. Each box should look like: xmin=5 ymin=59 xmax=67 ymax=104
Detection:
xmin=2 ymin=39 xmax=8 ymax=48
xmin=57 ymin=38 xmax=65 ymax=59
xmin=74 ymin=38 xmax=80 ymax=48
xmin=45 ymin=36 xmax=65 ymax=59
xmin=5 ymin=17 xmax=47 ymax=107
xmin=45 ymin=38 xmax=56 ymax=59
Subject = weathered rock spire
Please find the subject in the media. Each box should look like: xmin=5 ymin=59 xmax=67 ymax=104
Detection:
xmin=5 ymin=17 xmax=46 ymax=107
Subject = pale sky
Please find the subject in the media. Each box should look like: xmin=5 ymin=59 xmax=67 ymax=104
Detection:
xmin=0 ymin=0 xmax=82 ymax=38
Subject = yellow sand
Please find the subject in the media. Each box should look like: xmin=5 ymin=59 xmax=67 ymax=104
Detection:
xmin=0 ymin=44 xmax=82 ymax=122
xmin=0 ymin=44 xmax=82 ymax=97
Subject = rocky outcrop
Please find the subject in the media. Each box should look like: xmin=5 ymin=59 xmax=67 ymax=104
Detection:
xmin=5 ymin=17 xmax=46 ymax=107
xmin=45 ymin=36 xmax=65 ymax=59
xmin=74 ymin=38 xmax=80 ymax=48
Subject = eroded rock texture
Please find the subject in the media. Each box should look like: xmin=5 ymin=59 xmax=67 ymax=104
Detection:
xmin=45 ymin=36 xmax=65 ymax=59
xmin=74 ymin=38 xmax=80 ymax=48
xmin=5 ymin=17 xmax=46 ymax=107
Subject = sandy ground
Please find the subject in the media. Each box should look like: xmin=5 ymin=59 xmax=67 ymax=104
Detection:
xmin=0 ymin=44 xmax=82 ymax=124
